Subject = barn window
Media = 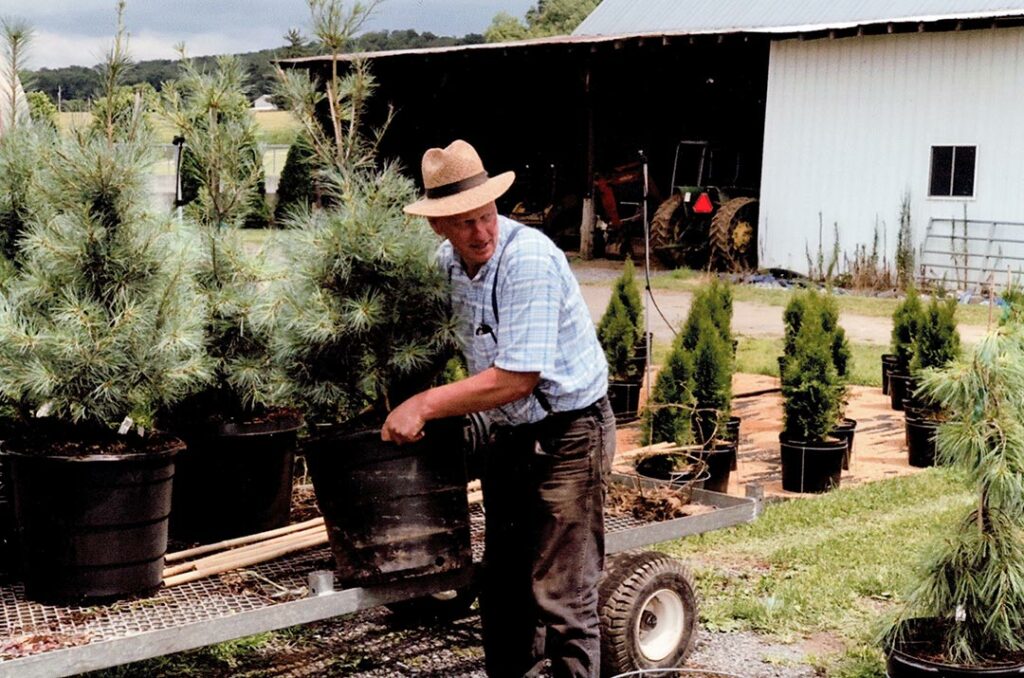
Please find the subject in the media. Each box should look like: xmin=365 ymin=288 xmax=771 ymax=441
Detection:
xmin=929 ymin=146 xmax=976 ymax=197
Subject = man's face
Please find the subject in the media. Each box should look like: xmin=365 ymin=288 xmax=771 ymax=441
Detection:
xmin=429 ymin=202 xmax=500 ymax=276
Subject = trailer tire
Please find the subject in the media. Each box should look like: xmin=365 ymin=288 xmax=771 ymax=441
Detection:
xmin=599 ymin=551 xmax=698 ymax=677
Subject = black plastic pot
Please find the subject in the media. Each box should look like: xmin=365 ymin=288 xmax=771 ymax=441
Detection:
xmin=723 ymin=416 xmax=741 ymax=470
xmin=170 ymin=412 xmax=303 ymax=544
xmin=905 ymin=414 xmax=939 ymax=468
xmin=695 ymin=442 xmax=735 ymax=494
xmin=303 ymin=418 xmax=471 ymax=588
xmin=779 ymin=436 xmax=846 ymax=493
xmin=628 ymin=332 xmax=653 ymax=377
xmin=608 ymin=379 xmax=642 ymax=423
xmin=887 ymin=618 xmax=1024 ymax=677
xmin=881 ymin=354 xmax=898 ymax=395
xmin=3 ymin=440 xmax=181 ymax=603
xmin=830 ymin=418 xmax=857 ymax=470
xmin=890 ymin=372 xmax=912 ymax=411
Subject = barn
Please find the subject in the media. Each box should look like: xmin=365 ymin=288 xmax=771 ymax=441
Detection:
xmin=285 ymin=2 xmax=1024 ymax=289
xmin=576 ymin=1 xmax=1024 ymax=289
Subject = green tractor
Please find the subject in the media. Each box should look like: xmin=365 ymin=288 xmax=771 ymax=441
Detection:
xmin=650 ymin=140 xmax=759 ymax=271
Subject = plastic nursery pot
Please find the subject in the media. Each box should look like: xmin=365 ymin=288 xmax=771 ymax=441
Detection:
xmin=608 ymin=380 xmax=642 ymax=423
xmin=889 ymin=373 xmax=912 ymax=411
xmin=302 ymin=418 xmax=471 ymax=588
xmin=881 ymin=353 xmax=898 ymax=396
xmin=886 ymin=618 xmax=1024 ymax=678
xmin=779 ymin=435 xmax=846 ymax=493
xmin=170 ymin=411 xmax=303 ymax=544
xmin=3 ymin=439 xmax=182 ymax=604
xmin=723 ymin=416 xmax=741 ymax=470
xmin=635 ymin=452 xmax=710 ymax=491
xmin=694 ymin=442 xmax=736 ymax=494
xmin=830 ymin=418 xmax=857 ymax=470
xmin=905 ymin=414 xmax=939 ymax=468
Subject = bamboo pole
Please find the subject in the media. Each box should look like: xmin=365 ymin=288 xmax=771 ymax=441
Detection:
xmin=164 ymin=525 xmax=327 ymax=578
xmin=165 ymin=517 xmax=326 ymax=563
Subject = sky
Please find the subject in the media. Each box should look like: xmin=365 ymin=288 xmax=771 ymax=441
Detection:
xmin=5 ymin=1 xmax=539 ymax=69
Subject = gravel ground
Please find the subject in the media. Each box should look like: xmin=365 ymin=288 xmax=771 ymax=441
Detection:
xmin=190 ymin=605 xmax=825 ymax=678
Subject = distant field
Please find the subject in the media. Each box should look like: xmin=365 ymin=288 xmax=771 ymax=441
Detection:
xmin=58 ymin=110 xmax=300 ymax=145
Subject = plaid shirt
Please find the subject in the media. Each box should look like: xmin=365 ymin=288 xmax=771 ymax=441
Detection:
xmin=439 ymin=216 xmax=608 ymax=425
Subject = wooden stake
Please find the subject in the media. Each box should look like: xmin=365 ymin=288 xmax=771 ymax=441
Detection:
xmin=165 ymin=517 xmax=325 ymax=563
xmin=164 ymin=530 xmax=328 ymax=588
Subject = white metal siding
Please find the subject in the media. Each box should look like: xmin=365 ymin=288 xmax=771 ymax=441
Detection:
xmin=759 ymin=28 xmax=1024 ymax=286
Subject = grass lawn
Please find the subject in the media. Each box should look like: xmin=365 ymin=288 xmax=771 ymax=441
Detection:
xmin=664 ymin=469 xmax=972 ymax=676
xmin=651 ymin=269 xmax=992 ymax=326
xmin=58 ymin=110 xmax=299 ymax=145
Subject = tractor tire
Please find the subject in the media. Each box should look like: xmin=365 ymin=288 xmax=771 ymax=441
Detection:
xmin=709 ymin=197 xmax=758 ymax=272
xmin=599 ymin=551 xmax=698 ymax=677
xmin=650 ymin=194 xmax=685 ymax=268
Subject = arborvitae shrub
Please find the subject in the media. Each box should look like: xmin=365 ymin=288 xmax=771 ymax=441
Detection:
xmin=910 ymin=296 xmax=960 ymax=374
xmin=691 ymin=315 xmax=732 ymax=440
xmin=598 ymin=294 xmax=637 ymax=381
xmin=781 ymin=308 xmax=843 ymax=442
xmin=891 ymin=286 xmax=924 ymax=373
xmin=643 ymin=336 xmax=693 ymax=445
xmin=274 ymin=132 xmax=316 ymax=222
xmin=782 ymin=293 xmax=808 ymax=358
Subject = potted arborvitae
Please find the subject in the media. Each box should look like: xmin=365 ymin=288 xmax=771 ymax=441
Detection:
xmin=903 ymin=295 xmax=960 ymax=468
xmin=889 ymin=286 xmax=924 ymax=410
xmin=159 ymin=54 xmax=300 ymax=543
xmin=599 ymin=258 xmax=645 ymax=420
xmin=683 ymin=280 xmax=741 ymax=445
xmin=269 ymin=1 xmax=463 ymax=587
xmin=884 ymin=328 xmax=1024 ymax=676
xmin=820 ymin=292 xmax=857 ymax=469
xmin=689 ymin=314 xmax=735 ymax=493
xmin=779 ymin=303 xmax=846 ymax=493
xmin=0 ymin=12 xmax=210 ymax=603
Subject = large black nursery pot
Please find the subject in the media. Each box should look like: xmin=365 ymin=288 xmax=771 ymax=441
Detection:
xmin=170 ymin=411 xmax=303 ymax=543
xmin=887 ymin=618 xmax=1024 ymax=677
xmin=303 ymin=418 xmax=471 ymax=588
xmin=881 ymin=354 xmax=898 ymax=395
xmin=608 ymin=379 xmax=642 ymax=422
xmin=905 ymin=414 xmax=939 ymax=468
xmin=694 ymin=442 xmax=736 ymax=494
xmin=830 ymin=418 xmax=857 ymax=470
xmin=2 ymin=438 xmax=181 ymax=604
xmin=890 ymin=372 xmax=912 ymax=411
xmin=724 ymin=416 xmax=742 ymax=470
xmin=779 ymin=435 xmax=846 ymax=493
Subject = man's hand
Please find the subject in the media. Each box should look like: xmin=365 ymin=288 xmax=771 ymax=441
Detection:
xmin=381 ymin=394 xmax=427 ymax=444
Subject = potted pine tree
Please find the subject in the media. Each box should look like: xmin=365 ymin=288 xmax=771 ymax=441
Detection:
xmin=889 ymin=286 xmax=924 ymax=410
xmin=159 ymin=54 xmax=301 ymax=543
xmin=885 ymin=328 xmax=1024 ymax=676
xmin=599 ymin=259 xmax=645 ymax=420
xmin=779 ymin=302 xmax=846 ymax=493
xmin=903 ymin=295 xmax=959 ymax=468
xmin=270 ymin=1 xmax=463 ymax=588
xmin=0 ymin=14 xmax=210 ymax=603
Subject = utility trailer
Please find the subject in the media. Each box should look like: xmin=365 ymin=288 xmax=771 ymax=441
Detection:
xmin=0 ymin=479 xmax=757 ymax=678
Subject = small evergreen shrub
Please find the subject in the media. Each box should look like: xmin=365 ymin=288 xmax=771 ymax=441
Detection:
xmin=643 ymin=335 xmax=693 ymax=445
xmin=910 ymin=295 xmax=960 ymax=374
xmin=891 ymin=286 xmax=924 ymax=374
xmin=782 ymin=292 xmax=808 ymax=358
xmin=781 ymin=307 xmax=843 ymax=442
xmin=273 ymin=132 xmax=316 ymax=222
xmin=598 ymin=258 xmax=643 ymax=380
xmin=682 ymin=278 xmax=733 ymax=352
xmin=690 ymin=315 xmax=732 ymax=442
xmin=887 ymin=329 xmax=1024 ymax=664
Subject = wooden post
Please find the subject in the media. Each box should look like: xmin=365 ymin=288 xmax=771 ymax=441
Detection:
xmin=579 ymin=62 xmax=596 ymax=260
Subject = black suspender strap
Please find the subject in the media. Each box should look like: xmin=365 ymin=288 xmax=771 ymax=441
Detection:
xmin=489 ymin=225 xmax=552 ymax=413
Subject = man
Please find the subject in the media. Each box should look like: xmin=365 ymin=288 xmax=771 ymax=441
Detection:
xmin=382 ymin=139 xmax=614 ymax=678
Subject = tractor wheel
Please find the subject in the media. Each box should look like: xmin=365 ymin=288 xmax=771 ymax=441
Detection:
xmin=599 ymin=551 xmax=698 ymax=677
xmin=650 ymin=194 xmax=685 ymax=267
xmin=709 ymin=197 xmax=758 ymax=272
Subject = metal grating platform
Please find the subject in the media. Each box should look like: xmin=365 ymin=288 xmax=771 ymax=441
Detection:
xmin=0 ymin=487 xmax=756 ymax=677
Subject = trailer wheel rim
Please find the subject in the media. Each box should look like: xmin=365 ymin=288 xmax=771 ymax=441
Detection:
xmin=635 ymin=587 xmax=687 ymax=662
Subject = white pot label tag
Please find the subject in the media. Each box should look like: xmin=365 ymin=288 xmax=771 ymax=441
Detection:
xmin=35 ymin=402 xmax=54 ymax=418
xmin=118 ymin=416 xmax=134 ymax=435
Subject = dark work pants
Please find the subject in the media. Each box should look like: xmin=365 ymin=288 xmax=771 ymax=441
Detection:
xmin=479 ymin=397 xmax=616 ymax=678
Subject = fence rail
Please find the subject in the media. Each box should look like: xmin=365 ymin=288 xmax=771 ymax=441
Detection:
xmin=919 ymin=217 xmax=1024 ymax=292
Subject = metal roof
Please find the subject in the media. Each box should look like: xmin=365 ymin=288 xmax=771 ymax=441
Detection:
xmin=574 ymin=0 xmax=1024 ymax=36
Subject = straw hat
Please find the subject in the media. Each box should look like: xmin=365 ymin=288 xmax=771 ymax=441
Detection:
xmin=404 ymin=139 xmax=515 ymax=218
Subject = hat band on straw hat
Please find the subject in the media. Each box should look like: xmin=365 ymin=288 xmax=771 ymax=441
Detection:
xmin=425 ymin=171 xmax=489 ymax=199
